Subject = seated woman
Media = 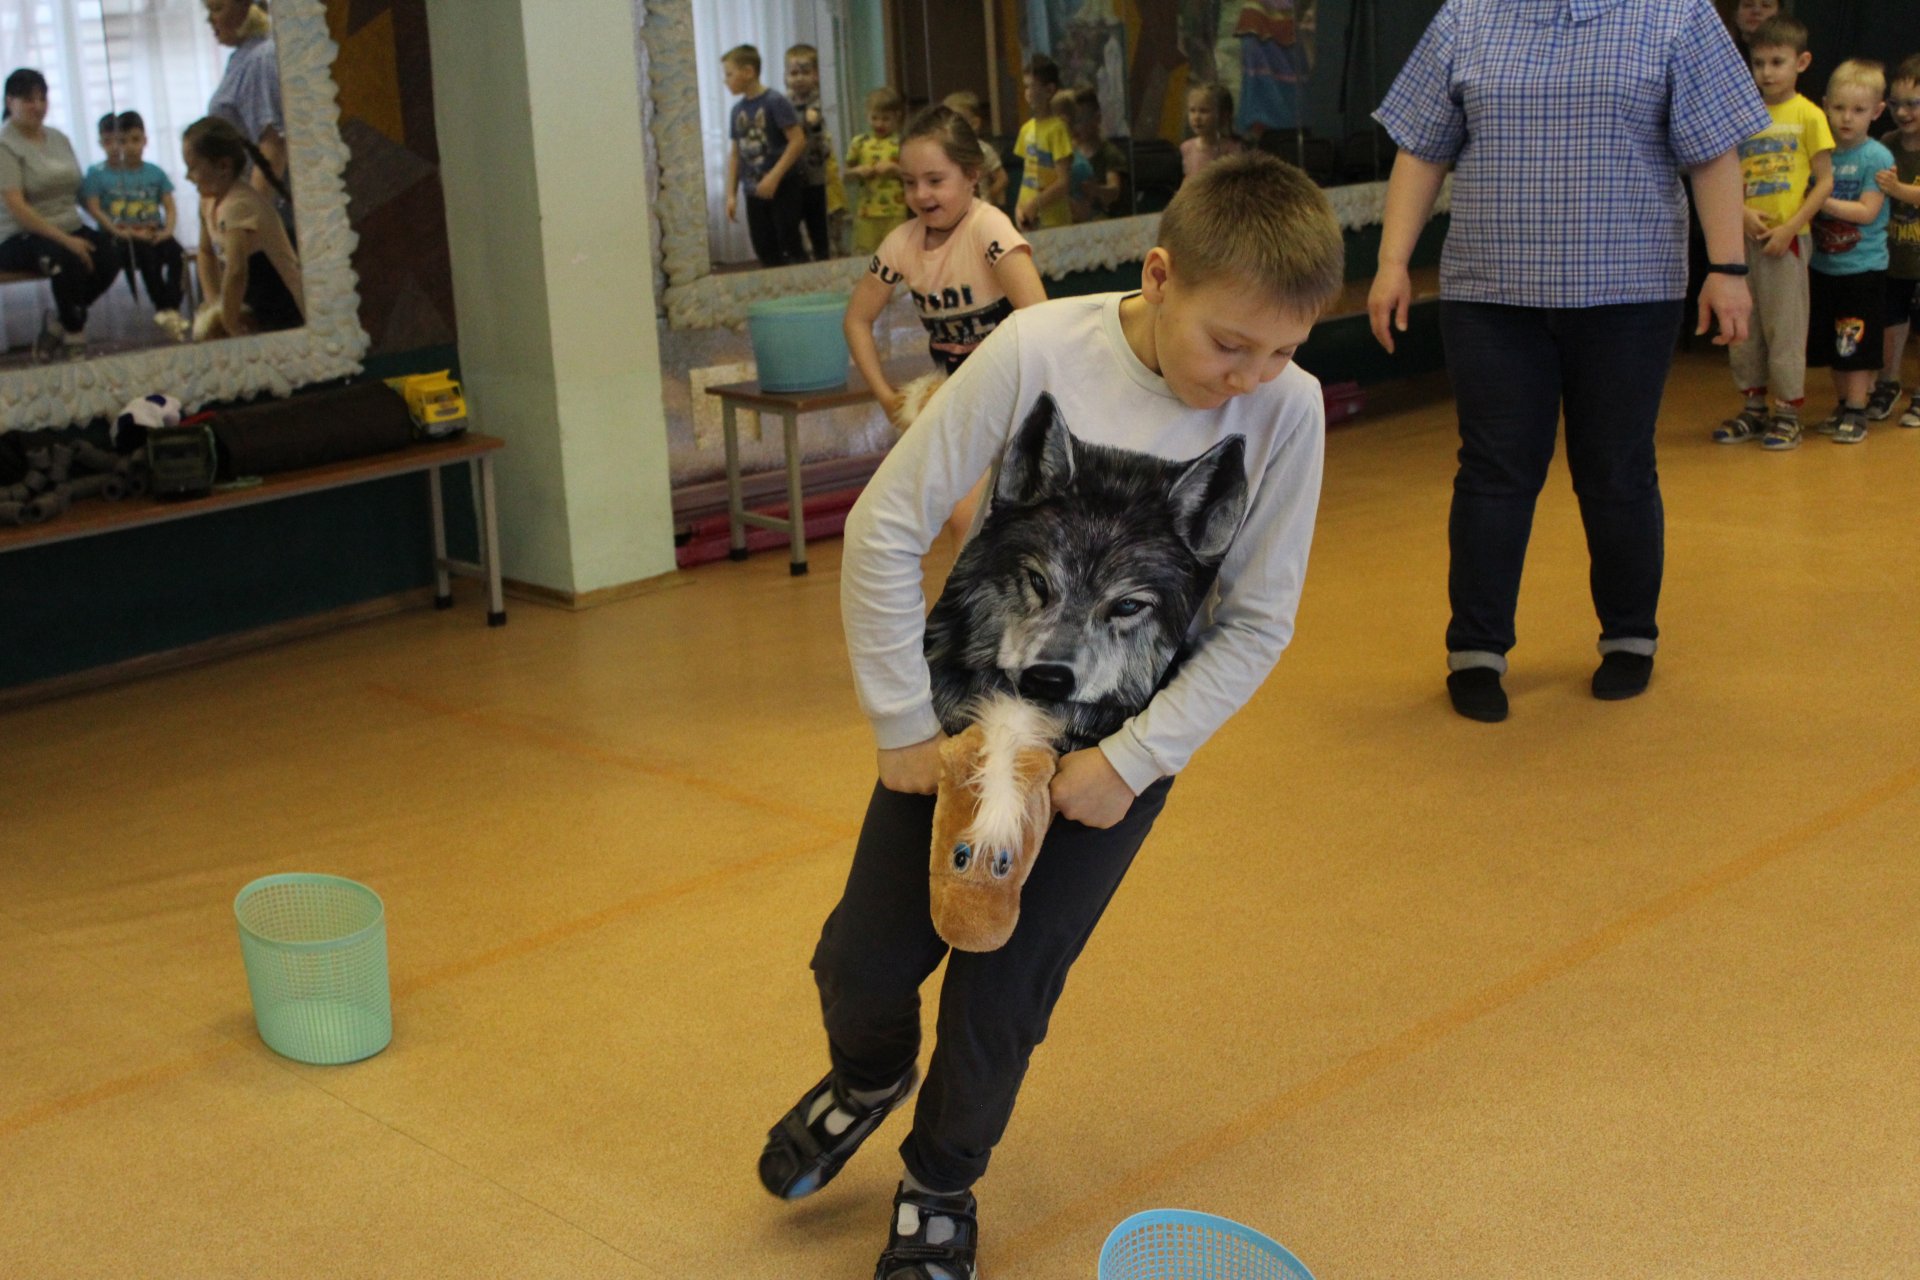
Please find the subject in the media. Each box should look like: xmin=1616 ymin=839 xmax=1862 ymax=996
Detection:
xmin=182 ymin=116 xmax=302 ymax=337
xmin=0 ymin=68 xmax=120 ymax=360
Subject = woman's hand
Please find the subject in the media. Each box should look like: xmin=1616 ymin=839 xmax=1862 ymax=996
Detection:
xmin=1696 ymin=272 xmax=1752 ymax=347
xmin=878 ymin=733 xmax=947 ymax=795
xmin=1368 ymin=263 xmax=1412 ymax=354
xmin=61 ymin=234 xmax=94 ymax=269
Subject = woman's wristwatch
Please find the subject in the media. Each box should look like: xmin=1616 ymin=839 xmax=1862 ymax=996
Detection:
xmin=1705 ymin=263 xmax=1750 ymax=276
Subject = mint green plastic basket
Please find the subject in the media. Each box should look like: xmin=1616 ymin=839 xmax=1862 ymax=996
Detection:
xmin=234 ymin=873 xmax=392 ymax=1065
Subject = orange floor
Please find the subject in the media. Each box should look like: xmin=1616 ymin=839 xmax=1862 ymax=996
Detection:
xmin=5 ymin=349 xmax=1919 ymax=1278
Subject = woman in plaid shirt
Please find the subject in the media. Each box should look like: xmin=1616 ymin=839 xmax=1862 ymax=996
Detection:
xmin=1366 ymin=0 xmax=1771 ymax=723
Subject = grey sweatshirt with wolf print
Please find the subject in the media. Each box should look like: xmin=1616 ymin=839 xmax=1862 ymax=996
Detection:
xmin=840 ymin=291 xmax=1325 ymax=795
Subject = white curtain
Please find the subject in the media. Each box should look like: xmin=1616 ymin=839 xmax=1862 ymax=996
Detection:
xmin=0 ymin=0 xmax=226 ymax=347
xmin=692 ymin=0 xmax=848 ymax=267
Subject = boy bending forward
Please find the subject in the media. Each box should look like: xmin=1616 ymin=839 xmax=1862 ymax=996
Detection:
xmin=757 ymin=152 xmax=1344 ymax=1280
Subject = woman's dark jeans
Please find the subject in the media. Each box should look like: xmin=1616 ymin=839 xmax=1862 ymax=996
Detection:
xmin=1439 ymin=299 xmax=1685 ymax=663
xmin=0 ymin=227 xmax=120 ymax=332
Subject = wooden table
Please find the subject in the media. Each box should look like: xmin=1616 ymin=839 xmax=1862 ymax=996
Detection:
xmin=702 ymin=358 xmax=927 ymax=576
xmin=1 ymin=432 xmax=509 ymax=626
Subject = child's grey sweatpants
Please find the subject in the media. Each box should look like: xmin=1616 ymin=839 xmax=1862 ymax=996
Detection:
xmin=1729 ymin=231 xmax=1811 ymax=405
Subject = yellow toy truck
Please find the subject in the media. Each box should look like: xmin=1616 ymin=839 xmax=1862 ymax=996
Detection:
xmin=384 ymin=370 xmax=469 ymax=439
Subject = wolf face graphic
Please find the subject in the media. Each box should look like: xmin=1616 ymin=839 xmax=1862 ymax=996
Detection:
xmin=924 ymin=393 xmax=1250 ymax=749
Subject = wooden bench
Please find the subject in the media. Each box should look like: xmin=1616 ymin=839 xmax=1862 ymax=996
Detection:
xmin=0 ymin=432 xmax=508 ymax=623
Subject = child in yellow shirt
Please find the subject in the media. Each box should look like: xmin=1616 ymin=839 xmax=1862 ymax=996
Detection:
xmin=1713 ymin=15 xmax=1835 ymax=450
xmin=847 ymin=88 xmax=907 ymax=255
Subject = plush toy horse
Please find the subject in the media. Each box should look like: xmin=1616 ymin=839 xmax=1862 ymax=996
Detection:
xmin=890 ymin=371 xmax=945 ymax=432
xmin=929 ymin=693 xmax=1061 ymax=952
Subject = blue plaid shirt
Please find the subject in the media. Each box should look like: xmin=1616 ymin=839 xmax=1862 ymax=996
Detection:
xmin=1375 ymin=0 xmax=1770 ymax=309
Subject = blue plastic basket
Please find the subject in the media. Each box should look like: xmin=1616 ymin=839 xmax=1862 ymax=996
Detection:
xmin=234 ymin=873 xmax=392 ymax=1065
xmin=1098 ymin=1209 xmax=1317 ymax=1280
xmin=746 ymin=291 xmax=850 ymax=392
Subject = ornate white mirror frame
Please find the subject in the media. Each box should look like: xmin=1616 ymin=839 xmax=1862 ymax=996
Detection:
xmin=0 ymin=0 xmax=368 ymax=432
xmin=640 ymin=0 xmax=1425 ymax=330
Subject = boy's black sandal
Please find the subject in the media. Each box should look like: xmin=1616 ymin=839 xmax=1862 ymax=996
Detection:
xmin=874 ymin=1182 xmax=979 ymax=1280
xmin=758 ymin=1066 xmax=918 ymax=1200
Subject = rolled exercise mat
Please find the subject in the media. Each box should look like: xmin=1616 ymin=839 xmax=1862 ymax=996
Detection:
xmin=208 ymin=382 xmax=415 ymax=479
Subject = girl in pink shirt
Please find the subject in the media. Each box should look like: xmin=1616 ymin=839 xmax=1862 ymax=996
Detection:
xmin=844 ymin=104 xmax=1049 ymax=537
xmin=1180 ymin=83 xmax=1245 ymax=178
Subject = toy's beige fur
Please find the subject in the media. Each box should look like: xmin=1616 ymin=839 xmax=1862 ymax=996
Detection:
xmin=891 ymin=371 xmax=945 ymax=432
xmin=929 ymin=694 xmax=1060 ymax=952
xmin=193 ymin=303 xmax=232 ymax=342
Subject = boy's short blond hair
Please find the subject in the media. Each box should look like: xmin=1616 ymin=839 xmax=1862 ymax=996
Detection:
xmin=1748 ymin=16 xmax=1807 ymax=56
xmin=723 ymin=44 xmax=760 ymax=74
xmin=1049 ymin=88 xmax=1077 ymax=119
xmin=1828 ymin=58 xmax=1886 ymax=100
xmin=943 ymin=90 xmax=984 ymax=121
xmin=785 ymin=44 xmax=817 ymax=68
xmin=866 ymin=86 xmax=904 ymax=117
xmin=1157 ymin=151 xmax=1344 ymax=317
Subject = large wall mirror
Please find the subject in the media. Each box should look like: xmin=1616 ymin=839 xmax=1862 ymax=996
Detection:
xmin=645 ymin=0 xmax=1435 ymax=328
xmin=0 ymin=0 xmax=366 ymax=431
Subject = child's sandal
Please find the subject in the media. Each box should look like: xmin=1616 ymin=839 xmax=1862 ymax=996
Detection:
xmin=1712 ymin=410 xmax=1765 ymax=443
xmin=758 ymin=1067 xmax=918 ymax=1200
xmin=874 ymin=1182 xmax=978 ymax=1280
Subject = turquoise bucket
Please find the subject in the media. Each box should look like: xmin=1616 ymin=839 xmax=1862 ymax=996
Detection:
xmin=747 ymin=292 xmax=851 ymax=392
xmin=234 ymin=873 xmax=392 ymax=1065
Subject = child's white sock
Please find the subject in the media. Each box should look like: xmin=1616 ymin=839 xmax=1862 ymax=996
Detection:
xmin=901 ymin=1167 xmax=961 ymax=1245
xmin=805 ymin=1079 xmax=899 ymax=1136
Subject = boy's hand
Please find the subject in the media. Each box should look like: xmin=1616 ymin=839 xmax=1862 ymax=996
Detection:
xmin=1762 ymin=224 xmax=1796 ymax=257
xmin=878 ymin=733 xmax=947 ymax=795
xmin=1875 ymin=168 xmax=1919 ymax=203
xmin=1367 ymin=263 xmax=1413 ymax=354
xmin=1049 ymin=748 xmax=1134 ymax=830
xmin=754 ymin=173 xmax=779 ymax=200
xmin=1696 ymin=273 xmax=1752 ymax=346
xmin=726 ymin=191 xmax=738 ymax=222
xmin=1743 ymin=208 xmax=1772 ymax=240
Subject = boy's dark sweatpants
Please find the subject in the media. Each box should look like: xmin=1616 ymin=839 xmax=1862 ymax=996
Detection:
xmin=111 ymin=235 xmax=186 ymax=312
xmin=799 ymin=183 xmax=831 ymax=261
xmin=811 ymin=775 xmax=1173 ymax=1192
xmin=744 ymin=171 xmax=808 ymax=267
